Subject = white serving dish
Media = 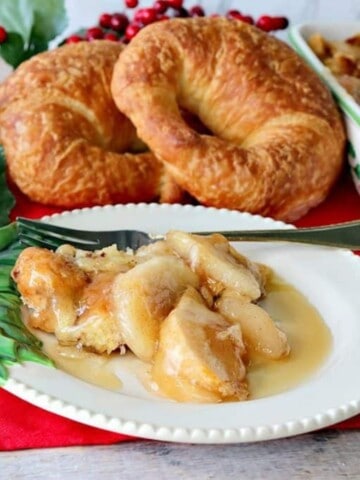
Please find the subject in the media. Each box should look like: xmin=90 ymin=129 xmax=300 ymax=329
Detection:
xmin=289 ymin=22 xmax=360 ymax=195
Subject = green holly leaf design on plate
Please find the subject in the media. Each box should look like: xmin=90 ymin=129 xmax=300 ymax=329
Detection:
xmin=0 ymin=232 xmax=53 ymax=385
xmin=347 ymin=141 xmax=356 ymax=159
xmin=353 ymin=164 xmax=360 ymax=180
xmin=0 ymin=146 xmax=15 ymax=228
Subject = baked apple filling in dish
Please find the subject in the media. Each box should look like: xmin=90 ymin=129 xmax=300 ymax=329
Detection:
xmin=11 ymin=231 xmax=331 ymax=403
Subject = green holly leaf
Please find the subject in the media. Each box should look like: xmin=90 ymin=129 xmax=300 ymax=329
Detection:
xmin=0 ymin=0 xmax=68 ymax=67
xmin=21 ymin=33 xmax=48 ymax=62
xmin=0 ymin=0 xmax=34 ymax=46
xmin=0 ymin=31 xmax=25 ymax=68
xmin=31 ymin=0 xmax=68 ymax=43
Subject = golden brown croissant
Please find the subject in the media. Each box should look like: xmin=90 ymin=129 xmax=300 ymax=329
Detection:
xmin=111 ymin=18 xmax=346 ymax=221
xmin=0 ymin=40 xmax=183 ymax=207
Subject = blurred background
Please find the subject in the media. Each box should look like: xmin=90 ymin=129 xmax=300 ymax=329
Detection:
xmin=62 ymin=0 xmax=360 ymax=42
xmin=1 ymin=1 xmax=359 ymax=80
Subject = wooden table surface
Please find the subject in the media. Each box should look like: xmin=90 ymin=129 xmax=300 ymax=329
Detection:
xmin=2 ymin=429 xmax=360 ymax=479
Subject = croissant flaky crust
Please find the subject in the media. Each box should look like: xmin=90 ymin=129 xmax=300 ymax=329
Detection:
xmin=111 ymin=18 xmax=346 ymax=221
xmin=0 ymin=41 xmax=183 ymax=207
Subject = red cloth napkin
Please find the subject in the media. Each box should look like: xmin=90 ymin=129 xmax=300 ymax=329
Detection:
xmin=1 ymin=170 xmax=360 ymax=451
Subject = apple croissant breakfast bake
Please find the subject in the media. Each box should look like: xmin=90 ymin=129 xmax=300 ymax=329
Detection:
xmin=308 ymin=32 xmax=360 ymax=103
xmin=11 ymin=231 xmax=330 ymax=403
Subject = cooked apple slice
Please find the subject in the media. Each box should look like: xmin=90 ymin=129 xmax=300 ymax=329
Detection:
xmin=216 ymin=290 xmax=290 ymax=359
xmin=135 ymin=240 xmax=175 ymax=261
xmin=152 ymin=287 xmax=248 ymax=403
xmin=112 ymin=255 xmax=199 ymax=361
xmin=166 ymin=231 xmax=262 ymax=300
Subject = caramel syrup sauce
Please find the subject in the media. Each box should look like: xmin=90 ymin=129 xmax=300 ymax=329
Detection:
xmin=25 ymin=271 xmax=332 ymax=400
xmin=250 ymin=273 xmax=332 ymax=399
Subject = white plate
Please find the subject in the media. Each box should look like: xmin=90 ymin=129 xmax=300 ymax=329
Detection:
xmin=3 ymin=203 xmax=360 ymax=444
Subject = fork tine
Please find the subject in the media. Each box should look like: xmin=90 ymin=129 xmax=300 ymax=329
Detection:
xmin=16 ymin=218 xmax=158 ymax=251
xmin=18 ymin=233 xmax=65 ymax=250
xmin=17 ymin=217 xmax=100 ymax=247
xmin=18 ymin=231 xmax=100 ymax=251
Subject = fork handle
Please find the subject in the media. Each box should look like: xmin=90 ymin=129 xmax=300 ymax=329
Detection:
xmin=195 ymin=220 xmax=360 ymax=250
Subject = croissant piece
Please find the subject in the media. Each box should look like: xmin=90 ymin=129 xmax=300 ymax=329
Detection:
xmin=0 ymin=41 xmax=183 ymax=207
xmin=111 ymin=18 xmax=346 ymax=221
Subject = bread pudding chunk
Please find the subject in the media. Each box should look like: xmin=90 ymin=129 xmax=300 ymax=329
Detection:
xmin=12 ymin=247 xmax=88 ymax=335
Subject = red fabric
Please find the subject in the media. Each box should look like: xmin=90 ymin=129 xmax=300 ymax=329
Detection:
xmin=0 ymin=389 xmax=134 ymax=450
xmin=1 ymin=170 xmax=360 ymax=451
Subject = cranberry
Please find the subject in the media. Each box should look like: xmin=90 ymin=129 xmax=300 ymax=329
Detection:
xmin=227 ymin=10 xmax=253 ymax=24
xmin=256 ymin=15 xmax=289 ymax=32
xmin=157 ymin=14 xmax=170 ymax=21
xmin=125 ymin=23 xmax=142 ymax=40
xmin=227 ymin=9 xmax=242 ymax=18
xmin=86 ymin=27 xmax=104 ymax=40
xmin=256 ymin=16 xmax=271 ymax=31
xmin=167 ymin=0 xmax=183 ymax=9
xmin=110 ymin=13 xmax=129 ymax=32
xmin=134 ymin=8 xmax=158 ymax=25
xmin=66 ymin=35 xmax=83 ymax=44
xmin=235 ymin=14 xmax=254 ymax=25
xmin=153 ymin=0 xmax=168 ymax=14
xmin=125 ymin=0 xmax=138 ymax=8
xmin=103 ymin=32 xmax=119 ymax=41
xmin=270 ymin=16 xmax=289 ymax=30
xmin=170 ymin=7 xmax=189 ymax=17
xmin=0 ymin=26 xmax=7 ymax=44
xmin=189 ymin=5 xmax=205 ymax=17
xmin=99 ymin=13 xmax=112 ymax=28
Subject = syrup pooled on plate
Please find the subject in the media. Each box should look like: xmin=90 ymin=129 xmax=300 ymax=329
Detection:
xmin=26 ymin=269 xmax=331 ymax=400
xmin=249 ymin=272 xmax=331 ymax=398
